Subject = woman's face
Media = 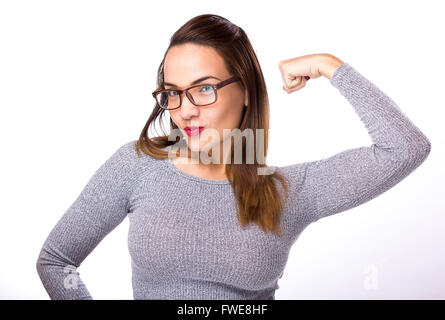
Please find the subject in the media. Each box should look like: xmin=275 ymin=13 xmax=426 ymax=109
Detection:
xmin=164 ymin=43 xmax=248 ymax=157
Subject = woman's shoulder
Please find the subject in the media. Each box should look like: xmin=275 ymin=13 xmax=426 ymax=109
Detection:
xmin=116 ymin=139 xmax=170 ymax=171
xmin=105 ymin=139 xmax=167 ymax=186
xmin=275 ymin=161 xmax=309 ymax=182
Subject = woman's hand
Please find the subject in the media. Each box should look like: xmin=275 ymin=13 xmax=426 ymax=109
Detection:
xmin=278 ymin=53 xmax=344 ymax=94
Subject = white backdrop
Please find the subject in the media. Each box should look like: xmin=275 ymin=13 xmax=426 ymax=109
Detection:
xmin=1 ymin=0 xmax=443 ymax=299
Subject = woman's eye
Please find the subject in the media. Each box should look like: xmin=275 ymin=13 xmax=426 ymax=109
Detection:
xmin=200 ymin=85 xmax=212 ymax=92
xmin=168 ymin=91 xmax=178 ymax=96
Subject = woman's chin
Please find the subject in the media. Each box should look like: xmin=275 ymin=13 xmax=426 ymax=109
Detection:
xmin=185 ymin=138 xmax=220 ymax=158
xmin=185 ymin=137 xmax=208 ymax=154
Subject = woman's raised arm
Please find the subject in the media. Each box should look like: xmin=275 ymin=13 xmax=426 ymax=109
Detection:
xmin=278 ymin=56 xmax=431 ymax=223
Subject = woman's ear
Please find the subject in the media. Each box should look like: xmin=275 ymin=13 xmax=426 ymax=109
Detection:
xmin=244 ymin=89 xmax=248 ymax=107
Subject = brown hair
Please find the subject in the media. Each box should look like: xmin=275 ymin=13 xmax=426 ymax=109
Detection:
xmin=135 ymin=14 xmax=290 ymax=236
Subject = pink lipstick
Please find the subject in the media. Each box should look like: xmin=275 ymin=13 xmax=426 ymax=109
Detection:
xmin=184 ymin=126 xmax=204 ymax=136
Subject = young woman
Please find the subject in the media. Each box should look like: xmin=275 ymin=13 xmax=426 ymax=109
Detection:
xmin=36 ymin=14 xmax=431 ymax=300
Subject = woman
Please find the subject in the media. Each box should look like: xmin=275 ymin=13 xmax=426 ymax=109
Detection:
xmin=36 ymin=14 xmax=431 ymax=300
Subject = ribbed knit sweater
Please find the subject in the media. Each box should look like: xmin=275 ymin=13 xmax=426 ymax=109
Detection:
xmin=36 ymin=63 xmax=431 ymax=300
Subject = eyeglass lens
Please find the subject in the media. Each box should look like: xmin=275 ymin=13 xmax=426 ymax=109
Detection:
xmin=156 ymin=85 xmax=216 ymax=109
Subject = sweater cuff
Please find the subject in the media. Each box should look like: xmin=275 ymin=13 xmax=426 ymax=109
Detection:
xmin=329 ymin=62 xmax=354 ymax=87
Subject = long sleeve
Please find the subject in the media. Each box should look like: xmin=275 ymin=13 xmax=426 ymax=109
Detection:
xmin=36 ymin=141 xmax=140 ymax=299
xmin=286 ymin=63 xmax=431 ymax=223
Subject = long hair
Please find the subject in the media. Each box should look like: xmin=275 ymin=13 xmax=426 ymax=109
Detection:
xmin=135 ymin=14 xmax=290 ymax=236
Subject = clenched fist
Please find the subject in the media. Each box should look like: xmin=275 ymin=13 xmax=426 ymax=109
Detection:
xmin=278 ymin=53 xmax=344 ymax=94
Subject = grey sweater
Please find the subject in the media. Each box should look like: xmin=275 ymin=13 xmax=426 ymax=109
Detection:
xmin=36 ymin=63 xmax=431 ymax=300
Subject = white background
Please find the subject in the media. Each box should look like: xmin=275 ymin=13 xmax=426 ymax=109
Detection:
xmin=1 ymin=0 xmax=444 ymax=299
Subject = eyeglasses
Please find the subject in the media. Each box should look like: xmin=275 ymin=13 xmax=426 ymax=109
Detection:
xmin=152 ymin=75 xmax=240 ymax=110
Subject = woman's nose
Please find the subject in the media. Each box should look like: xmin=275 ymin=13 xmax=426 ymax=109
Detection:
xmin=180 ymin=93 xmax=200 ymax=117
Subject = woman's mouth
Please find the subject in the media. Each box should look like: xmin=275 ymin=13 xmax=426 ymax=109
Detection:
xmin=184 ymin=126 xmax=205 ymax=137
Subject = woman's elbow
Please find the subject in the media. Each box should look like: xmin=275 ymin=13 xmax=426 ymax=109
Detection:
xmin=401 ymin=132 xmax=431 ymax=167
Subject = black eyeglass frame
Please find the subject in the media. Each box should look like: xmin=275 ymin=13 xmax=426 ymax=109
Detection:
xmin=152 ymin=75 xmax=240 ymax=110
